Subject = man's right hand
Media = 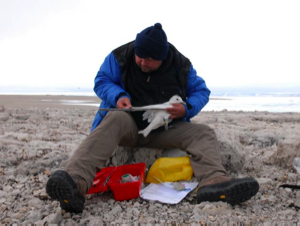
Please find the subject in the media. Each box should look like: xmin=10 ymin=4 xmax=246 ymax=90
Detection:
xmin=116 ymin=97 xmax=132 ymax=109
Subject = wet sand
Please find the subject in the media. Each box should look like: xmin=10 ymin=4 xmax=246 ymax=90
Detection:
xmin=0 ymin=95 xmax=100 ymax=109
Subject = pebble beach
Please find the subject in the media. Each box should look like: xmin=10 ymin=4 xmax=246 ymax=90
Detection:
xmin=0 ymin=95 xmax=300 ymax=225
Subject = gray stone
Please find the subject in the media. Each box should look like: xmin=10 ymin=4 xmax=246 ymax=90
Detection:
xmin=256 ymin=178 xmax=272 ymax=184
xmin=0 ymin=190 xmax=7 ymax=197
xmin=0 ymin=113 xmax=9 ymax=121
xmin=0 ymin=158 xmax=12 ymax=167
xmin=26 ymin=210 xmax=43 ymax=222
xmin=109 ymin=205 xmax=122 ymax=215
xmin=13 ymin=114 xmax=30 ymax=120
xmin=28 ymin=198 xmax=44 ymax=208
xmin=10 ymin=189 xmax=21 ymax=196
xmin=40 ymin=212 xmax=63 ymax=224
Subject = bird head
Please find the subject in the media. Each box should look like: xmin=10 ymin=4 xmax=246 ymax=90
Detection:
xmin=169 ymin=95 xmax=186 ymax=105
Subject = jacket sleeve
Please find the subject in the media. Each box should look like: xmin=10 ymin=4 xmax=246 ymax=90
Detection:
xmin=93 ymin=52 xmax=131 ymax=107
xmin=183 ymin=64 xmax=210 ymax=120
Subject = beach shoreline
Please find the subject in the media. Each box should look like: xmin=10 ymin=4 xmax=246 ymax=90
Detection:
xmin=0 ymin=95 xmax=100 ymax=109
xmin=0 ymin=95 xmax=231 ymax=110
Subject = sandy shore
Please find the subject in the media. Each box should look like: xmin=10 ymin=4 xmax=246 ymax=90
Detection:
xmin=0 ymin=95 xmax=229 ymax=110
xmin=0 ymin=95 xmax=100 ymax=109
xmin=0 ymin=95 xmax=300 ymax=224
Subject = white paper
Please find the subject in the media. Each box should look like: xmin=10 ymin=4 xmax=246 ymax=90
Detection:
xmin=139 ymin=182 xmax=199 ymax=204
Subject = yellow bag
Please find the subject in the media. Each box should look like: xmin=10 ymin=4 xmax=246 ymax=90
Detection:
xmin=145 ymin=156 xmax=193 ymax=183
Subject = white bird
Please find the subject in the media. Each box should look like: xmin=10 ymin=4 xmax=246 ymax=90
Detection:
xmin=138 ymin=95 xmax=186 ymax=137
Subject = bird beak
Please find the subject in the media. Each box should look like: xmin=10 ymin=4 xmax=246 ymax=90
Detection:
xmin=182 ymin=101 xmax=186 ymax=105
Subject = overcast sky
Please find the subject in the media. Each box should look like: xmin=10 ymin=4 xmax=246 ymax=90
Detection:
xmin=0 ymin=0 xmax=299 ymax=91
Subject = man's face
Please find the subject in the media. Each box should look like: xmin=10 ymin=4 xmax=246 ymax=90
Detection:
xmin=135 ymin=55 xmax=162 ymax=73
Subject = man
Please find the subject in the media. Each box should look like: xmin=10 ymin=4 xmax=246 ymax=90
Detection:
xmin=46 ymin=23 xmax=259 ymax=213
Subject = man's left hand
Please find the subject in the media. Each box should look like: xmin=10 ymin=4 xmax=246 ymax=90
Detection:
xmin=166 ymin=103 xmax=186 ymax=119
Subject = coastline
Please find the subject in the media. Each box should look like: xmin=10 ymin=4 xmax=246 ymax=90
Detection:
xmin=0 ymin=95 xmax=228 ymax=110
xmin=1 ymin=94 xmax=300 ymax=113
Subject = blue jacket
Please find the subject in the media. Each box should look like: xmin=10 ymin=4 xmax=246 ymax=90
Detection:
xmin=90 ymin=49 xmax=210 ymax=132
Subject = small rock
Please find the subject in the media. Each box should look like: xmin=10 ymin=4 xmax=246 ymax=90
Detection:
xmin=28 ymin=198 xmax=44 ymax=208
xmin=33 ymin=189 xmax=44 ymax=197
xmin=3 ymin=186 xmax=13 ymax=192
xmin=41 ymin=212 xmax=63 ymax=224
xmin=0 ymin=190 xmax=7 ymax=197
xmin=256 ymin=178 xmax=272 ymax=184
xmin=14 ymin=114 xmax=30 ymax=120
xmin=44 ymin=170 xmax=51 ymax=176
xmin=26 ymin=210 xmax=43 ymax=222
xmin=0 ymin=113 xmax=9 ymax=121
xmin=15 ymin=184 xmax=24 ymax=189
xmin=11 ymin=189 xmax=21 ymax=196
xmin=109 ymin=205 xmax=122 ymax=215
xmin=148 ymin=204 xmax=156 ymax=214
xmin=193 ymin=213 xmax=202 ymax=221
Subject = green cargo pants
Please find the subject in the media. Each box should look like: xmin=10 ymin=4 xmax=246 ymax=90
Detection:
xmin=65 ymin=111 xmax=226 ymax=189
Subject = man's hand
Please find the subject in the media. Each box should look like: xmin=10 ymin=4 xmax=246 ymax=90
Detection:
xmin=116 ymin=97 xmax=132 ymax=109
xmin=166 ymin=103 xmax=186 ymax=119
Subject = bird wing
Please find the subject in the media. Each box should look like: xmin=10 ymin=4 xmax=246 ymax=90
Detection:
xmin=142 ymin=110 xmax=158 ymax=123
xmin=137 ymin=102 xmax=172 ymax=110
xmin=98 ymin=105 xmax=170 ymax=112
xmin=99 ymin=103 xmax=173 ymax=112
xmin=142 ymin=110 xmax=171 ymax=124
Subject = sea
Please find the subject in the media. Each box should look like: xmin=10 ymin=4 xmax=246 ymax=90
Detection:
xmin=206 ymin=86 xmax=300 ymax=112
xmin=1 ymin=86 xmax=300 ymax=113
xmin=204 ymin=96 xmax=300 ymax=112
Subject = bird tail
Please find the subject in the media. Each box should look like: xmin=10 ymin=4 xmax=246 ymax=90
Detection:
xmin=138 ymin=129 xmax=151 ymax=137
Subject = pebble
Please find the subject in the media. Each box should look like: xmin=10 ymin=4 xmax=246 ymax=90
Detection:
xmin=0 ymin=191 xmax=7 ymax=197
xmin=109 ymin=205 xmax=122 ymax=215
xmin=26 ymin=211 xmax=43 ymax=222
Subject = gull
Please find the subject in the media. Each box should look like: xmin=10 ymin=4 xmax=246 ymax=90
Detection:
xmin=138 ymin=95 xmax=186 ymax=137
xmin=98 ymin=95 xmax=186 ymax=137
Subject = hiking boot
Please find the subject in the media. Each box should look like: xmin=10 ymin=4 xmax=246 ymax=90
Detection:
xmin=46 ymin=170 xmax=87 ymax=213
xmin=197 ymin=176 xmax=259 ymax=205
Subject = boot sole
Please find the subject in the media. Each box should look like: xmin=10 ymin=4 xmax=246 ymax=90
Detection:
xmin=46 ymin=170 xmax=85 ymax=213
xmin=197 ymin=177 xmax=259 ymax=205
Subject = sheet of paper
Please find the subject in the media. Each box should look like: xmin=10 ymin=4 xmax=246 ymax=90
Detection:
xmin=139 ymin=182 xmax=198 ymax=204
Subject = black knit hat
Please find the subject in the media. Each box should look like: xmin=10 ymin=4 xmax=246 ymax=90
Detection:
xmin=134 ymin=23 xmax=169 ymax=61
